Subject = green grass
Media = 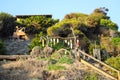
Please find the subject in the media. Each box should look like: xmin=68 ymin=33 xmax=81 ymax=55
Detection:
xmin=47 ymin=64 xmax=66 ymax=71
xmin=58 ymin=56 xmax=74 ymax=64
xmin=85 ymin=73 xmax=98 ymax=80
xmin=37 ymin=53 xmax=74 ymax=71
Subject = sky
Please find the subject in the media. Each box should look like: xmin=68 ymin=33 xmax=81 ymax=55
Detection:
xmin=0 ymin=0 xmax=120 ymax=31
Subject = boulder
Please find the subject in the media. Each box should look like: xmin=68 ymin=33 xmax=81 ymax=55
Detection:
xmin=43 ymin=45 xmax=54 ymax=57
xmin=30 ymin=46 xmax=41 ymax=56
xmin=4 ymin=40 xmax=30 ymax=55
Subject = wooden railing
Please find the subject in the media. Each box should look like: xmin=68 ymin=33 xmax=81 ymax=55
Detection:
xmin=78 ymin=50 xmax=120 ymax=80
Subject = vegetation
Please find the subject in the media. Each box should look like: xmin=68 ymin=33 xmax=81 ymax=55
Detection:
xmin=0 ymin=7 xmax=119 ymax=79
xmin=0 ymin=39 xmax=6 ymax=54
xmin=29 ymin=32 xmax=68 ymax=51
xmin=17 ymin=16 xmax=59 ymax=34
xmin=29 ymin=32 xmax=44 ymax=50
xmin=100 ymin=19 xmax=118 ymax=30
xmin=47 ymin=16 xmax=86 ymax=37
xmin=46 ymin=55 xmax=73 ymax=70
xmin=58 ymin=56 xmax=74 ymax=64
xmin=112 ymin=37 xmax=120 ymax=46
xmin=0 ymin=12 xmax=16 ymax=37
xmin=106 ymin=56 xmax=120 ymax=71
xmin=51 ymin=41 xmax=68 ymax=50
xmin=47 ymin=64 xmax=66 ymax=71
xmin=111 ymin=37 xmax=120 ymax=55
xmin=47 ymin=7 xmax=118 ymax=38
xmin=29 ymin=7 xmax=120 ymax=57
xmin=85 ymin=73 xmax=98 ymax=80
xmin=105 ymin=56 xmax=120 ymax=77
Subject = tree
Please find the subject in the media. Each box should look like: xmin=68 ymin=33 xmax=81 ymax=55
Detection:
xmin=0 ymin=12 xmax=16 ymax=37
xmin=17 ymin=16 xmax=59 ymax=34
xmin=85 ymin=7 xmax=109 ymax=28
xmin=100 ymin=19 xmax=118 ymax=30
xmin=47 ymin=7 xmax=120 ymax=55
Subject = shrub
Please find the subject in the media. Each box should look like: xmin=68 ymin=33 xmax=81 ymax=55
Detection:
xmin=112 ymin=37 xmax=120 ymax=46
xmin=29 ymin=32 xmax=45 ymax=50
xmin=0 ymin=12 xmax=15 ymax=37
xmin=105 ymin=56 xmax=120 ymax=71
xmin=100 ymin=19 xmax=118 ymax=31
xmin=0 ymin=40 xmax=6 ymax=54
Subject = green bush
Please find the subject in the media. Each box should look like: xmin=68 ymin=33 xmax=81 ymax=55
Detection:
xmin=112 ymin=37 xmax=120 ymax=46
xmin=0 ymin=40 xmax=6 ymax=54
xmin=29 ymin=32 xmax=45 ymax=50
xmin=105 ymin=56 xmax=120 ymax=77
xmin=100 ymin=19 xmax=118 ymax=31
xmin=105 ymin=56 xmax=120 ymax=71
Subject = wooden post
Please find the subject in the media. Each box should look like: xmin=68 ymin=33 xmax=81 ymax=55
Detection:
xmin=50 ymin=38 xmax=53 ymax=47
xmin=70 ymin=42 xmax=73 ymax=49
xmin=76 ymin=51 xmax=81 ymax=62
xmin=64 ymin=39 xmax=67 ymax=43
xmin=67 ymin=41 xmax=70 ymax=46
xmin=57 ymin=38 xmax=59 ymax=43
xmin=42 ymin=39 xmax=44 ymax=47
xmin=53 ymin=38 xmax=55 ymax=45
xmin=70 ymin=39 xmax=73 ymax=49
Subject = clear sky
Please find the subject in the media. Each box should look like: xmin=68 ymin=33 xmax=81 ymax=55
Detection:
xmin=0 ymin=0 xmax=120 ymax=31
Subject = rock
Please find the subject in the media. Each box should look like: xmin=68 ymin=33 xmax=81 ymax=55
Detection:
xmin=4 ymin=39 xmax=30 ymax=55
xmin=43 ymin=45 xmax=54 ymax=57
xmin=30 ymin=46 xmax=41 ymax=56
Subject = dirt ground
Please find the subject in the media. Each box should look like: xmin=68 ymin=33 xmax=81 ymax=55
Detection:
xmin=0 ymin=58 xmax=111 ymax=80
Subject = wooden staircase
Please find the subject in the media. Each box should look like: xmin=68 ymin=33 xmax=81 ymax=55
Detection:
xmin=78 ymin=49 xmax=120 ymax=80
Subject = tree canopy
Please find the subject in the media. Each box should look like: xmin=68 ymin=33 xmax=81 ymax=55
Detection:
xmin=17 ymin=16 xmax=59 ymax=34
xmin=47 ymin=7 xmax=118 ymax=38
xmin=0 ymin=12 xmax=16 ymax=37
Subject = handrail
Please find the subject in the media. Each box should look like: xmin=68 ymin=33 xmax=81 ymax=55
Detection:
xmin=78 ymin=50 xmax=120 ymax=80
xmin=78 ymin=50 xmax=119 ymax=73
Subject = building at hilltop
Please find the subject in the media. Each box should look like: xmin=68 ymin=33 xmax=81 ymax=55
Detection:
xmin=16 ymin=14 xmax=52 ymax=22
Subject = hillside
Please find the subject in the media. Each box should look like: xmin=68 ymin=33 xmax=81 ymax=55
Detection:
xmin=0 ymin=58 xmax=111 ymax=80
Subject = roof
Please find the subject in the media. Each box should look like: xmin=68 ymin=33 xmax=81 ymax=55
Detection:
xmin=16 ymin=15 xmax=52 ymax=18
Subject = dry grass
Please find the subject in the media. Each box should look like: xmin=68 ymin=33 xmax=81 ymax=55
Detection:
xmin=0 ymin=58 xmax=111 ymax=80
